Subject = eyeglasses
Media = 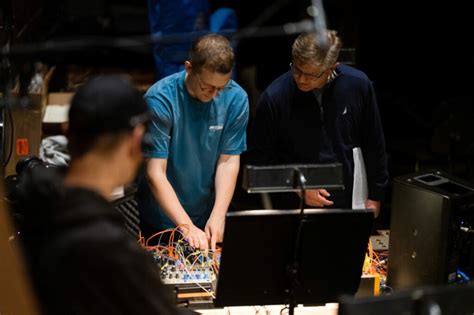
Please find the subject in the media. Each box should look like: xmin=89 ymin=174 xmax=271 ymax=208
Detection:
xmin=290 ymin=63 xmax=326 ymax=80
xmin=193 ymin=72 xmax=232 ymax=93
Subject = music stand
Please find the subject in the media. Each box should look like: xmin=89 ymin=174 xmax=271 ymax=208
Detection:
xmin=242 ymin=163 xmax=344 ymax=194
xmin=213 ymin=209 xmax=374 ymax=309
xmin=233 ymin=164 xmax=349 ymax=314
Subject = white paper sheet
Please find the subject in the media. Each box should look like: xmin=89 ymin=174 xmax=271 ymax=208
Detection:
xmin=352 ymin=147 xmax=368 ymax=209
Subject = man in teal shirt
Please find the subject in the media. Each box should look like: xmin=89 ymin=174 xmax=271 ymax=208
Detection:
xmin=138 ymin=34 xmax=249 ymax=252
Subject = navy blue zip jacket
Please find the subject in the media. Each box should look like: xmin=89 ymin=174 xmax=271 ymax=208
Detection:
xmin=248 ymin=64 xmax=389 ymax=208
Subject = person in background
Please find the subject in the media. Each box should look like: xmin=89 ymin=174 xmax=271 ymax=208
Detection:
xmin=147 ymin=0 xmax=210 ymax=79
xmin=146 ymin=0 xmax=238 ymax=80
xmin=18 ymin=76 xmax=195 ymax=315
xmin=138 ymin=34 xmax=249 ymax=252
xmin=248 ymin=30 xmax=388 ymax=217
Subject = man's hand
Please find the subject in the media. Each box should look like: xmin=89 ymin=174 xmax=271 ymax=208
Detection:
xmin=180 ymin=224 xmax=209 ymax=252
xmin=366 ymin=199 xmax=381 ymax=218
xmin=303 ymin=189 xmax=334 ymax=207
xmin=205 ymin=213 xmax=225 ymax=252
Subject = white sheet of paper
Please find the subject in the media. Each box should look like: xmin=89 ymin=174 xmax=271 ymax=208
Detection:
xmin=43 ymin=104 xmax=70 ymax=123
xmin=352 ymin=147 xmax=368 ymax=209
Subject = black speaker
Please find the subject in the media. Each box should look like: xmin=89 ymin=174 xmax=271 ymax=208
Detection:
xmin=111 ymin=186 xmax=140 ymax=238
xmin=387 ymin=170 xmax=474 ymax=289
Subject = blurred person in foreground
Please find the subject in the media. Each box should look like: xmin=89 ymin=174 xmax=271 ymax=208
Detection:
xmin=18 ymin=76 xmax=195 ymax=315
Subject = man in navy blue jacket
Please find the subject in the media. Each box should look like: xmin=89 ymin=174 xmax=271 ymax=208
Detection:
xmin=248 ymin=30 xmax=388 ymax=217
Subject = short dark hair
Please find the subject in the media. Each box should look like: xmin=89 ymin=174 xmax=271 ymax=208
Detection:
xmin=188 ymin=34 xmax=234 ymax=74
xmin=67 ymin=75 xmax=149 ymax=158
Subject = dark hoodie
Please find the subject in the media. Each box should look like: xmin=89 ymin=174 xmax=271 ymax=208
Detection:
xmin=17 ymin=166 xmax=195 ymax=315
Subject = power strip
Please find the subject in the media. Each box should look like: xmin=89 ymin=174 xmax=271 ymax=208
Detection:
xmin=370 ymin=235 xmax=389 ymax=251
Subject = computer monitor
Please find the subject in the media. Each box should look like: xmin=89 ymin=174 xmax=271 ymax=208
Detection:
xmin=213 ymin=209 xmax=374 ymax=307
xmin=338 ymin=283 xmax=474 ymax=315
xmin=421 ymin=284 xmax=474 ymax=314
xmin=338 ymin=290 xmax=416 ymax=315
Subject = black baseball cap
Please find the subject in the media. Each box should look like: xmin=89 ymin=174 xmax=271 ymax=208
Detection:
xmin=68 ymin=75 xmax=150 ymax=136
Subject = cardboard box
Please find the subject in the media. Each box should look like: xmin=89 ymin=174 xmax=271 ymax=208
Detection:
xmin=3 ymin=68 xmax=54 ymax=177
xmin=4 ymin=94 xmax=46 ymax=176
xmin=47 ymin=92 xmax=73 ymax=106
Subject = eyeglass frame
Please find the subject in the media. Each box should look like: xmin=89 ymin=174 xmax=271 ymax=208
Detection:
xmin=289 ymin=62 xmax=327 ymax=81
xmin=192 ymin=71 xmax=233 ymax=93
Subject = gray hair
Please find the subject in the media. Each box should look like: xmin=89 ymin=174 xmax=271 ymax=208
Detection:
xmin=292 ymin=30 xmax=342 ymax=69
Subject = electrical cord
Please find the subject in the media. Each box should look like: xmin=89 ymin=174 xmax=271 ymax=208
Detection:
xmin=4 ymin=100 xmax=14 ymax=167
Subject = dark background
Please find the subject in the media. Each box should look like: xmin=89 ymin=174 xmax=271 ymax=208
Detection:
xmin=1 ymin=0 xmax=473 ymax=228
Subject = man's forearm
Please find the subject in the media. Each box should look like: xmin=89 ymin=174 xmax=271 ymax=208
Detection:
xmin=211 ymin=155 xmax=240 ymax=217
xmin=145 ymin=160 xmax=194 ymax=228
xmin=151 ymin=178 xmax=194 ymax=226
